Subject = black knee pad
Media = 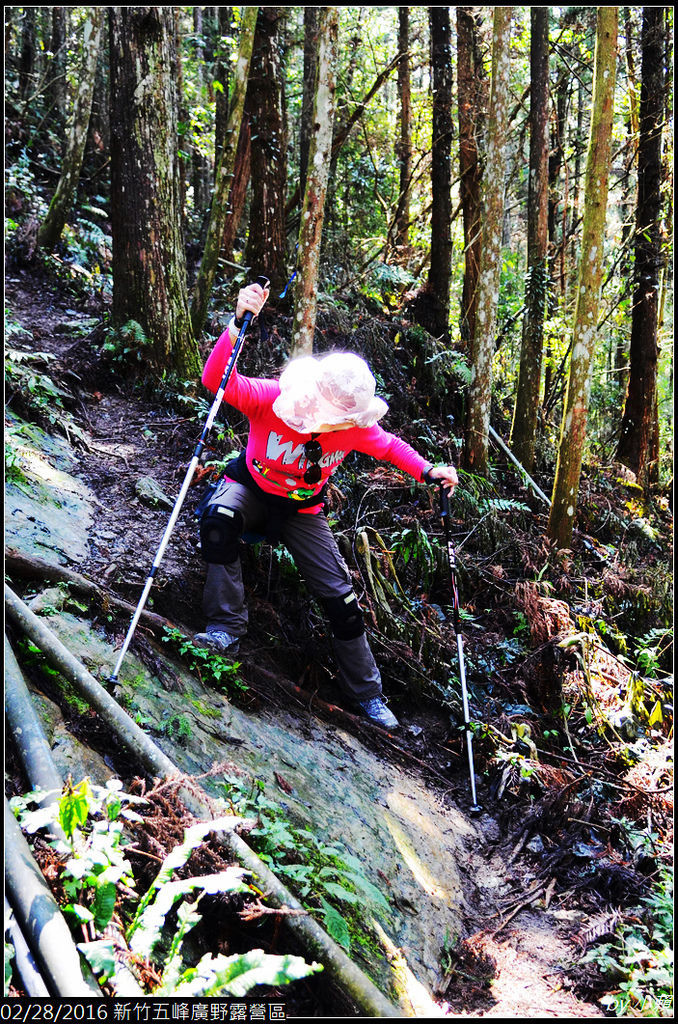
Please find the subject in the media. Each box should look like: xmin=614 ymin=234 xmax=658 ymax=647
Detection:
xmin=199 ymin=505 xmax=244 ymax=564
xmin=321 ymin=592 xmax=365 ymax=641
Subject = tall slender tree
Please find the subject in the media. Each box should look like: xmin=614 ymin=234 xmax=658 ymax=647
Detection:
xmin=300 ymin=7 xmax=320 ymax=200
xmin=109 ymin=6 xmax=200 ymax=377
xmin=191 ymin=6 xmax=258 ymax=337
xmin=456 ymin=7 xmax=485 ymax=350
xmin=428 ymin=6 xmax=453 ymax=338
xmin=292 ymin=6 xmax=338 ymax=355
xmin=548 ymin=7 xmax=618 ymax=548
xmin=394 ymin=6 xmax=412 ymax=253
xmin=510 ymin=7 xmax=550 ymax=472
xmin=244 ymin=7 xmax=288 ymax=292
xmin=465 ymin=7 xmax=513 ymax=475
xmin=616 ymin=7 xmax=666 ymax=488
xmin=37 ymin=8 xmax=103 ymax=251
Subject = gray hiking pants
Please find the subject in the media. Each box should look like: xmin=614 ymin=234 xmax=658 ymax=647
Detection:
xmin=202 ymin=479 xmax=382 ymax=702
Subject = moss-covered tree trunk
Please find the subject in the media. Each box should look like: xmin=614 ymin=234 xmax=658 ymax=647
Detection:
xmin=464 ymin=7 xmax=513 ymax=475
xmin=291 ymin=7 xmax=338 ymax=356
xmin=615 ymin=7 xmax=666 ymax=488
xmin=428 ymin=6 xmax=453 ymax=338
xmin=109 ymin=6 xmax=200 ymax=377
xmin=244 ymin=7 xmax=288 ymax=294
xmin=509 ymin=7 xmax=549 ymax=472
xmin=191 ymin=6 xmax=258 ymax=338
xmin=37 ymin=8 xmax=103 ymax=251
xmin=548 ymin=7 xmax=618 ymax=548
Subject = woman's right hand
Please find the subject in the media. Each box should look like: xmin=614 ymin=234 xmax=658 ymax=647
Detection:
xmin=235 ymin=281 xmax=269 ymax=322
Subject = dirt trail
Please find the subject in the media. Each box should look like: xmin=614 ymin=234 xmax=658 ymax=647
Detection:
xmin=5 ymin=270 xmax=604 ymax=1017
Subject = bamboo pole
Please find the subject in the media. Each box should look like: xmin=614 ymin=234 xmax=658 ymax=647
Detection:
xmin=4 ymin=584 xmax=404 ymax=1017
xmin=5 ymin=634 xmax=65 ymax=810
xmin=488 ymin=425 xmax=552 ymax=507
xmin=4 ymin=896 xmax=49 ymax=997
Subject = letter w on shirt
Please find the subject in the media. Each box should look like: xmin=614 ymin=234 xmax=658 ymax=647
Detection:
xmin=266 ymin=432 xmax=306 ymax=466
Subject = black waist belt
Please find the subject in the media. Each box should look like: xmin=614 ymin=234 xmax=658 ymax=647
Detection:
xmin=224 ymin=451 xmax=327 ymax=520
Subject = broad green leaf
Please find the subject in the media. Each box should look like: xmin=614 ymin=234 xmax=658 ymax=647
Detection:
xmin=318 ymin=898 xmax=351 ymax=950
xmin=77 ymin=939 xmax=116 ymax=981
xmin=168 ymin=949 xmax=322 ymax=997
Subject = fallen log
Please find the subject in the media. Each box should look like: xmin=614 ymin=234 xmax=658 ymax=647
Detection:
xmin=4 ymin=583 xmax=404 ymax=1017
xmin=5 ymin=547 xmax=179 ymax=635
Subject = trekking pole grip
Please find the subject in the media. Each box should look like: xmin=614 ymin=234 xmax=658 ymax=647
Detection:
xmin=241 ymin=275 xmax=270 ymax=328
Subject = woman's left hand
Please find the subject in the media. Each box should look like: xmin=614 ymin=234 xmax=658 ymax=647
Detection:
xmin=426 ymin=465 xmax=458 ymax=492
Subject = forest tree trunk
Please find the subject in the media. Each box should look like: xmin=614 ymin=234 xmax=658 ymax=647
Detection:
xmin=49 ymin=7 xmax=67 ymax=134
xmin=394 ymin=6 xmax=412 ymax=253
xmin=300 ymin=7 xmax=320 ymax=199
xmin=191 ymin=6 xmax=258 ymax=337
xmin=615 ymin=7 xmax=666 ymax=488
xmin=465 ymin=7 xmax=513 ymax=475
xmin=548 ymin=7 xmax=618 ymax=548
xmin=109 ymin=6 xmax=200 ymax=377
xmin=428 ymin=7 xmax=453 ymax=338
xmin=244 ymin=7 xmax=288 ymax=293
xmin=214 ymin=7 xmax=233 ymax=167
xmin=37 ymin=9 xmax=103 ymax=252
xmin=456 ymin=7 xmax=485 ymax=351
xmin=291 ymin=7 xmax=338 ymax=356
xmin=18 ymin=8 xmax=36 ymax=101
xmin=510 ymin=7 xmax=549 ymax=472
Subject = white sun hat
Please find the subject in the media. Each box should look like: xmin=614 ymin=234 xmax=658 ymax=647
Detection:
xmin=272 ymin=352 xmax=389 ymax=433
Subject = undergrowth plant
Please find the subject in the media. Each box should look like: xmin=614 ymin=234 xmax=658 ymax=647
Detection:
xmin=9 ymin=780 xmax=322 ymax=997
xmin=162 ymin=627 xmax=247 ymax=694
xmin=220 ymin=774 xmax=392 ymax=958
xmin=582 ymin=866 xmax=673 ymax=1018
xmin=10 ymin=779 xmax=144 ymax=942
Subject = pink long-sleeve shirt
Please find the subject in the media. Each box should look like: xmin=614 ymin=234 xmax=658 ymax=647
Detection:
xmin=203 ymin=326 xmax=431 ymax=512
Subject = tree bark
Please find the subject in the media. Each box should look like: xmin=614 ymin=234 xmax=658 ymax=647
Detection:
xmin=191 ymin=6 xmax=258 ymax=338
xmin=109 ymin=7 xmax=200 ymax=377
xmin=37 ymin=9 xmax=103 ymax=251
xmin=18 ymin=7 xmax=36 ymax=101
xmin=214 ymin=7 xmax=233 ymax=166
xmin=465 ymin=7 xmax=513 ymax=475
xmin=300 ymin=7 xmax=320 ymax=199
xmin=49 ymin=7 xmax=67 ymax=133
xmin=428 ymin=7 xmax=453 ymax=338
xmin=548 ymin=7 xmax=618 ymax=548
xmin=615 ymin=7 xmax=665 ymax=487
xmin=394 ymin=7 xmax=412 ymax=253
xmin=456 ymin=7 xmax=485 ymax=351
xmin=244 ymin=7 xmax=288 ymax=293
xmin=510 ymin=7 xmax=550 ymax=472
xmin=191 ymin=7 xmax=213 ymax=226
xmin=291 ymin=7 xmax=338 ymax=356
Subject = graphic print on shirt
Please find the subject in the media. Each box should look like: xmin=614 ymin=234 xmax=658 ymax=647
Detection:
xmin=264 ymin=432 xmax=347 ymax=476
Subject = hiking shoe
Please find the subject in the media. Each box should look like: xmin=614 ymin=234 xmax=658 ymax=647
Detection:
xmin=192 ymin=629 xmax=241 ymax=655
xmin=357 ymin=697 xmax=399 ymax=729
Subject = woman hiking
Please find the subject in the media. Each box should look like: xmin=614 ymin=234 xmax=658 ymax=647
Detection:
xmin=194 ymin=280 xmax=458 ymax=729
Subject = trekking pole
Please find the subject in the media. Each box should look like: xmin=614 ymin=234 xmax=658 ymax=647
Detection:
xmin=439 ymin=486 xmax=482 ymax=814
xmin=109 ymin=275 xmax=270 ymax=684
